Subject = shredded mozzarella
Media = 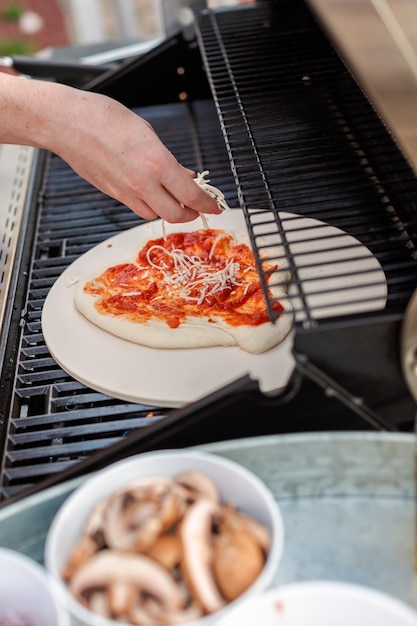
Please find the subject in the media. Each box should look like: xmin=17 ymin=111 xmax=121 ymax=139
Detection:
xmin=194 ymin=170 xmax=231 ymax=211
xmin=145 ymin=244 xmax=242 ymax=303
xmin=159 ymin=170 xmax=228 ymax=238
xmin=200 ymin=213 xmax=209 ymax=229
xmin=208 ymin=233 xmax=228 ymax=258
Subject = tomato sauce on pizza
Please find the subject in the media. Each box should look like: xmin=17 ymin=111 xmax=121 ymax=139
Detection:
xmin=82 ymin=229 xmax=284 ymax=329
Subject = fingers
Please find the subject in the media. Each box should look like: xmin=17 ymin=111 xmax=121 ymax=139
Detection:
xmin=126 ymin=200 xmax=159 ymax=222
xmin=124 ymin=152 xmax=223 ymax=222
xmin=118 ymin=184 xmax=218 ymax=225
xmin=163 ymin=164 xmax=223 ymax=216
xmin=127 ymin=182 xmax=202 ymax=224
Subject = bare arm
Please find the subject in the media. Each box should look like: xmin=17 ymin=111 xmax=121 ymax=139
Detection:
xmin=0 ymin=72 xmax=222 ymax=223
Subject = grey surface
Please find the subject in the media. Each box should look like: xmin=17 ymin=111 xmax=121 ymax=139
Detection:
xmin=0 ymin=431 xmax=415 ymax=608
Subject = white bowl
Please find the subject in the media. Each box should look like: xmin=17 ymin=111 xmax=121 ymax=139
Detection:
xmin=0 ymin=547 xmax=69 ymax=626
xmin=214 ymin=581 xmax=417 ymax=626
xmin=44 ymin=449 xmax=284 ymax=626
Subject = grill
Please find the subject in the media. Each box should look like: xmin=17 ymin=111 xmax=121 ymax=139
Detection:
xmin=1 ymin=0 xmax=417 ymax=503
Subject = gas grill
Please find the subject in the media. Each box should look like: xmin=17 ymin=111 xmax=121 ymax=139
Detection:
xmin=1 ymin=0 xmax=417 ymax=503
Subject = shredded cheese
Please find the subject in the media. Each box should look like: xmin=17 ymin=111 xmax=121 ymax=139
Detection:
xmin=145 ymin=242 xmax=242 ymax=304
xmin=200 ymin=213 xmax=209 ymax=230
xmin=194 ymin=170 xmax=231 ymax=211
xmin=142 ymin=168 xmax=235 ymax=304
xmin=160 ymin=170 xmax=228 ymax=238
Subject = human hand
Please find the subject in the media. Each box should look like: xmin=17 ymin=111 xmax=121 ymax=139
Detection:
xmin=0 ymin=74 xmax=223 ymax=223
xmin=55 ymin=91 xmax=223 ymax=223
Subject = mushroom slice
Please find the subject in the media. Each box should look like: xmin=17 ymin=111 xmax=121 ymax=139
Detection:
xmin=175 ymin=470 xmax=220 ymax=503
xmin=88 ymin=590 xmax=111 ymax=618
xmin=212 ymin=527 xmax=265 ymax=601
xmin=103 ymin=477 xmax=183 ymax=552
xmin=108 ymin=580 xmax=137 ymax=616
xmin=141 ymin=597 xmax=204 ymax=624
xmin=62 ymin=535 xmax=100 ymax=581
xmin=62 ymin=498 xmax=110 ymax=580
xmin=104 ymin=493 xmax=162 ymax=552
xmin=145 ymin=532 xmax=182 ymax=571
xmin=127 ymin=601 xmax=156 ymax=625
xmin=69 ymin=550 xmax=185 ymax=618
xmin=180 ymin=498 xmax=226 ymax=614
xmin=221 ymin=504 xmax=271 ymax=553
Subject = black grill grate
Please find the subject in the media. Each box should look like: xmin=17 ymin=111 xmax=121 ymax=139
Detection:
xmin=3 ymin=100 xmax=237 ymax=499
xmin=195 ymin=1 xmax=417 ymax=323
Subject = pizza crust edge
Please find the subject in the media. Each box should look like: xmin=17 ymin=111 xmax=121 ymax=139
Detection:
xmin=74 ymin=283 xmax=294 ymax=354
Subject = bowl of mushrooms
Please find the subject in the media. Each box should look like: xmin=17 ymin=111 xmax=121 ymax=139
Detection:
xmin=44 ymin=449 xmax=284 ymax=626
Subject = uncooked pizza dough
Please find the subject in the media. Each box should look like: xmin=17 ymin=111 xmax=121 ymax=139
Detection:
xmin=74 ymin=228 xmax=294 ymax=354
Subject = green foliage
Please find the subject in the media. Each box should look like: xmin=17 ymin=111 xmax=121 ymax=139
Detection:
xmin=0 ymin=38 xmax=35 ymax=56
xmin=1 ymin=3 xmax=25 ymax=22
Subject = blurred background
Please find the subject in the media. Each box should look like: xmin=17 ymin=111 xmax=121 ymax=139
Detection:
xmin=0 ymin=0 xmax=253 ymax=59
xmin=0 ymin=0 xmax=165 ymax=58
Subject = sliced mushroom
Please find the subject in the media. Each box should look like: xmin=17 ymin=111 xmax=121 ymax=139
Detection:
xmin=212 ymin=527 xmax=265 ymax=601
xmin=103 ymin=477 xmax=184 ymax=552
xmin=145 ymin=531 xmax=182 ymax=571
xmin=126 ymin=601 xmax=155 ymax=626
xmin=62 ymin=498 xmax=110 ymax=580
xmin=62 ymin=535 xmax=100 ymax=581
xmin=180 ymin=498 xmax=226 ymax=614
xmin=221 ymin=504 xmax=271 ymax=553
xmin=88 ymin=590 xmax=110 ymax=618
xmin=69 ymin=549 xmax=185 ymax=620
xmin=175 ymin=470 xmax=220 ymax=503
xmin=140 ymin=597 xmax=204 ymax=625
xmin=108 ymin=580 xmax=137 ymax=617
xmin=104 ymin=493 xmax=163 ymax=552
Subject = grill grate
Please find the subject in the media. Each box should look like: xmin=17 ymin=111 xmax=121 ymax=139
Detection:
xmin=2 ymin=100 xmax=237 ymax=499
xmin=195 ymin=1 xmax=417 ymax=324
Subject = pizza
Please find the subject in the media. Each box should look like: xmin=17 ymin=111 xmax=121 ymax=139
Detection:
xmin=74 ymin=225 xmax=293 ymax=354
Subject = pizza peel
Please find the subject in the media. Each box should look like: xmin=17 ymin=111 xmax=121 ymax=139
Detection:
xmin=41 ymin=211 xmax=388 ymax=408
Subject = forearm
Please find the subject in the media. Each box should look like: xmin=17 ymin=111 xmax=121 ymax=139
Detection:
xmin=0 ymin=72 xmax=73 ymax=151
xmin=0 ymin=72 xmax=160 ymax=165
xmin=0 ymin=71 xmax=222 ymax=222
